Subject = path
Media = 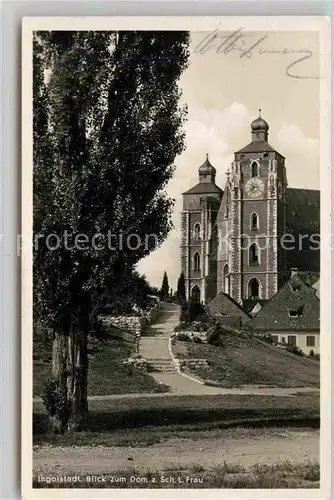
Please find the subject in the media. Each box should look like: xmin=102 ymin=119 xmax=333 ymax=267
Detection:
xmin=137 ymin=301 xmax=319 ymax=397
xmin=34 ymin=428 xmax=319 ymax=476
xmin=33 ymin=302 xmax=319 ymax=404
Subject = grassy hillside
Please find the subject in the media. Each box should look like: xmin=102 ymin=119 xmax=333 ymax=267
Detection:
xmin=173 ymin=329 xmax=320 ymax=388
xmin=33 ymin=335 xmax=169 ymax=397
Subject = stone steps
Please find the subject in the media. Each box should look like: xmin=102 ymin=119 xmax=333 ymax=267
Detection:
xmin=147 ymin=359 xmax=178 ymax=373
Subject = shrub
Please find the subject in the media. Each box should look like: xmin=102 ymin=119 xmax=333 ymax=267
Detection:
xmin=179 ymin=298 xmax=205 ymax=324
xmin=286 ymin=344 xmax=305 ymax=357
xmin=175 ymin=332 xmax=191 ymax=342
xmin=41 ymin=378 xmax=71 ymax=433
xmin=193 ymin=336 xmax=202 ymax=344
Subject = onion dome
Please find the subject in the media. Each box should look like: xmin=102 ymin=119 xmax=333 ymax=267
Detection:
xmin=251 ymin=109 xmax=269 ymax=132
xmin=198 ymin=153 xmax=216 ymax=177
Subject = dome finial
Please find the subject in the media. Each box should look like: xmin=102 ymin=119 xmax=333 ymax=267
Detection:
xmin=259 ymin=108 xmax=261 ymax=117
xmin=206 ymin=152 xmax=209 ymax=161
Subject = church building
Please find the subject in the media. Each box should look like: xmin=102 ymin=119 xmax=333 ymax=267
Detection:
xmin=180 ymin=111 xmax=320 ymax=308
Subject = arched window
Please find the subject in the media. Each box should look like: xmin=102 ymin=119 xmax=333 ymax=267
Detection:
xmin=251 ymin=213 xmax=259 ymax=230
xmin=193 ymin=252 xmax=201 ymax=271
xmin=193 ymin=223 xmax=201 ymax=241
xmin=223 ymin=264 xmax=230 ymax=295
xmin=249 ymin=243 xmax=260 ymax=265
xmin=191 ymin=285 xmax=201 ymax=304
xmin=248 ymin=278 xmax=260 ymax=299
xmin=251 ymin=161 xmax=259 ymax=178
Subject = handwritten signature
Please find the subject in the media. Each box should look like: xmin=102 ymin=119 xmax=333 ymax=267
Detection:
xmin=194 ymin=29 xmax=318 ymax=80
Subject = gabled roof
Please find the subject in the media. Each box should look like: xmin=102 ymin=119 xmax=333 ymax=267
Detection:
xmin=235 ymin=140 xmax=278 ymax=155
xmin=248 ymin=274 xmax=320 ymax=332
xmin=207 ymin=292 xmax=251 ymax=321
xmin=182 ymin=182 xmax=223 ymax=196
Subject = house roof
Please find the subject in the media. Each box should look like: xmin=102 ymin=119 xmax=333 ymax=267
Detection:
xmin=248 ymin=274 xmax=320 ymax=332
xmin=242 ymin=299 xmax=269 ymax=314
xmin=182 ymin=182 xmax=223 ymax=196
xmin=207 ymin=292 xmax=251 ymax=320
xmin=235 ymin=140 xmax=278 ymax=155
xmin=286 ymin=188 xmax=320 ymax=231
xmin=312 ymin=279 xmax=320 ymax=298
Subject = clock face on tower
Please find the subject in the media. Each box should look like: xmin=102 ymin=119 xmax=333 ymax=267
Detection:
xmin=245 ymin=178 xmax=265 ymax=198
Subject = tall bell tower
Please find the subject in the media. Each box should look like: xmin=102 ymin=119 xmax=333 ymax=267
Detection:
xmin=219 ymin=111 xmax=288 ymax=303
xmin=181 ymin=155 xmax=223 ymax=303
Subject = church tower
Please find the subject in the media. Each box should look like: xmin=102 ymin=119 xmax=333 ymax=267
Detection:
xmin=217 ymin=111 xmax=288 ymax=304
xmin=181 ymin=155 xmax=223 ymax=303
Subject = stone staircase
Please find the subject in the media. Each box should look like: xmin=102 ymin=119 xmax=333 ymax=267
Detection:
xmin=147 ymin=358 xmax=178 ymax=373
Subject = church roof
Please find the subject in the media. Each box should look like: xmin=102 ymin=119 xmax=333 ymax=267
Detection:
xmin=248 ymin=274 xmax=320 ymax=332
xmin=235 ymin=140 xmax=278 ymax=154
xmin=286 ymin=188 xmax=320 ymax=272
xmin=286 ymin=188 xmax=320 ymax=231
xmin=182 ymin=182 xmax=223 ymax=195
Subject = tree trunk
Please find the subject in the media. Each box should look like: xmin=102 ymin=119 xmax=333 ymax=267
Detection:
xmin=66 ymin=327 xmax=88 ymax=431
xmin=51 ymin=332 xmax=69 ymax=433
xmin=50 ymin=316 xmax=89 ymax=432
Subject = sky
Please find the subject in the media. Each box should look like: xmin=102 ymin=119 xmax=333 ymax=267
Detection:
xmin=137 ymin=30 xmax=320 ymax=290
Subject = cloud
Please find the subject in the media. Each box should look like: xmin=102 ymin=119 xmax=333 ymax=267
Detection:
xmin=277 ymin=124 xmax=319 ymax=154
xmin=276 ymin=124 xmax=319 ymax=190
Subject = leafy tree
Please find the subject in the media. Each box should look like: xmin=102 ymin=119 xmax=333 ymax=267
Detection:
xmin=176 ymin=271 xmax=186 ymax=303
xmin=160 ymin=271 xmax=169 ymax=301
xmin=101 ymin=271 xmax=152 ymax=315
xmin=179 ymin=297 xmax=205 ymax=324
xmin=33 ymin=30 xmax=189 ymax=432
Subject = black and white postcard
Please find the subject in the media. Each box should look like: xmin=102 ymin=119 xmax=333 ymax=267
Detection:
xmin=22 ymin=16 xmax=331 ymax=499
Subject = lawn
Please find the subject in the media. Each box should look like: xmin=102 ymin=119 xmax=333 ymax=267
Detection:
xmin=33 ymin=335 xmax=169 ymax=397
xmin=33 ymin=460 xmax=320 ymax=489
xmin=33 ymin=392 xmax=319 ymax=446
xmin=173 ymin=330 xmax=320 ymax=388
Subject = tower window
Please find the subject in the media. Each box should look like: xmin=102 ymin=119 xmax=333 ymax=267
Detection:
xmin=249 ymin=243 xmax=260 ymax=265
xmin=193 ymin=223 xmax=201 ymax=241
xmin=193 ymin=252 xmax=201 ymax=271
xmin=248 ymin=278 xmax=260 ymax=299
xmin=251 ymin=161 xmax=259 ymax=178
xmin=251 ymin=213 xmax=259 ymax=230
xmin=223 ymin=264 xmax=230 ymax=295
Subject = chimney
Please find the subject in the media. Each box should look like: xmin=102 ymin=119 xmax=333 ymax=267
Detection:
xmin=290 ymin=268 xmax=298 ymax=278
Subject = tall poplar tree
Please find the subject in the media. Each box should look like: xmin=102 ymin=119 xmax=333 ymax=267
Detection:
xmin=177 ymin=271 xmax=186 ymax=303
xmin=160 ymin=272 xmax=169 ymax=301
xmin=33 ymin=31 xmax=189 ymax=431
